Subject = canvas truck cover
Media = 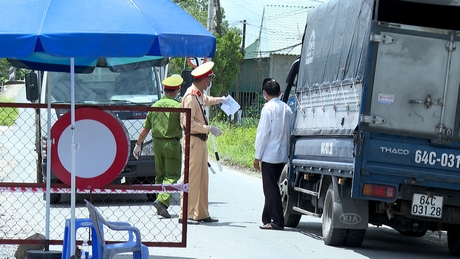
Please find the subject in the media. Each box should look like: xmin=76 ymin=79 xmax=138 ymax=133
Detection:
xmin=297 ymin=0 xmax=374 ymax=91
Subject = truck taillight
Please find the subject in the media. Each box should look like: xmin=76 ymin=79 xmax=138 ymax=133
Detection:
xmin=363 ymin=184 xmax=395 ymax=199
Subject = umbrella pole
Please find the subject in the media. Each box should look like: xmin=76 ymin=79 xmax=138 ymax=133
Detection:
xmin=70 ymin=58 xmax=77 ymax=258
xmin=45 ymin=71 xmax=52 ymax=251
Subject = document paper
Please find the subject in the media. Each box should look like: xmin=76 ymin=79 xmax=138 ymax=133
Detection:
xmin=220 ymin=95 xmax=240 ymax=116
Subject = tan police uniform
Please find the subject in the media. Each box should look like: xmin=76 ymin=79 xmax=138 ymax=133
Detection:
xmin=180 ymin=62 xmax=221 ymax=221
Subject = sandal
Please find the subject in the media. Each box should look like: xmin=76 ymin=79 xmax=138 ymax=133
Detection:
xmin=259 ymin=223 xmax=284 ymax=230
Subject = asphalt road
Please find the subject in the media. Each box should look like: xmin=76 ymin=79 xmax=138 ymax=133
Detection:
xmin=112 ymin=159 xmax=454 ymax=259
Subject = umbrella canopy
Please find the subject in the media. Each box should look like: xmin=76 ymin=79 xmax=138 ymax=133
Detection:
xmin=0 ymin=0 xmax=216 ymax=59
xmin=7 ymin=54 xmax=169 ymax=73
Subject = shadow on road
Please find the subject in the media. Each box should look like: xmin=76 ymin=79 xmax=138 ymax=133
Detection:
xmin=291 ymin=220 xmax=451 ymax=259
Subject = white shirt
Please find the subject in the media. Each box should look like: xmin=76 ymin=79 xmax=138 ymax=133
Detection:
xmin=255 ymin=97 xmax=292 ymax=163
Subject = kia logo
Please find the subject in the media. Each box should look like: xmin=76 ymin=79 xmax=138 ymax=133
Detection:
xmin=339 ymin=213 xmax=361 ymax=224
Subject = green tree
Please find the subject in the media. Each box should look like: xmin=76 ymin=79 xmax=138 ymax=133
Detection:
xmin=174 ymin=0 xmax=208 ymax=26
xmin=170 ymin=0 xmax=243 ymax=120
xmin=0 ymin=59 xmax=10 ymax=84
xmin=0 ymin=58 xmax=28 ymax=82
xmin=210 ymin=29 xmax=243 ymax=97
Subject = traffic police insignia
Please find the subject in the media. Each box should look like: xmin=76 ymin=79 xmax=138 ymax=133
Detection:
xmin=191 ymin=89 xmax=202 ymax=97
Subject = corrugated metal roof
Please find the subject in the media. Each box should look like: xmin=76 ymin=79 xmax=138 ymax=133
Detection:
xmin=243 ymin=38 xmax=259 ymax=59
xmin=255 ymin=5 xmax=314 ymax=57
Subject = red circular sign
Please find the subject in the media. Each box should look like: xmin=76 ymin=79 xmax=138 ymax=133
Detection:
xmin=51 ymin=108 xmax=129 ymax=189
xmin=187 ymin=57 xmax=208 ymax=68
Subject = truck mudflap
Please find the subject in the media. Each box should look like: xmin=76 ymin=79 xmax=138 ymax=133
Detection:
xmin=353 ymin=132 xmax=460 ymax=200
xmin=330 ymin=179 xmax=369 ymax=229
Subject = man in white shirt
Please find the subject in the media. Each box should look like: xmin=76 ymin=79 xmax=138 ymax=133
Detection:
xmin=254 ymin=78 xmax=292 ymax=230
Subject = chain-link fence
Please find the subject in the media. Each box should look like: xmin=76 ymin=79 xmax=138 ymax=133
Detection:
xmin=0 ymin=102 xmax=192 ymax=256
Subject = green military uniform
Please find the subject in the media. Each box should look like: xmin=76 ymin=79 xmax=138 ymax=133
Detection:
xmin=144 ymin=95 xmax=182 ymax=207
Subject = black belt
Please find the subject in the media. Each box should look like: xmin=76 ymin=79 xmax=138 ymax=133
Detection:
xmin=154 ymin=137 xmax=180 ymax=141
xmin=191 ymin=133 xmax=208 ymax=141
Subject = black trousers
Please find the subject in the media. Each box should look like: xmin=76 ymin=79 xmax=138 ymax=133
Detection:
xmin=261 ymin=162 xmax=285 ymax=227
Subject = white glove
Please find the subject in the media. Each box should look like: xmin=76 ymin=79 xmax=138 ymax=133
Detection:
xmin=221 ymin=95 xmax=231 ymax=104
xmin=209 ymin=126 xmax=222 ymax=137
xmin=133 ymin=144 xmax=142 ymax=160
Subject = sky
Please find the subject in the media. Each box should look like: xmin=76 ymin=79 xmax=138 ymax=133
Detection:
xmin=219 ymin=0 xmax=327 ymax=46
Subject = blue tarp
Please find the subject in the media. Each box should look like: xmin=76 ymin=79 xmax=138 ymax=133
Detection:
xmin=297 ymin=0 xmax=373 ymax=90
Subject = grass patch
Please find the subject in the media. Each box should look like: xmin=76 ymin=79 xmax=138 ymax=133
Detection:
xmin=0 ymin=96 xmax=19 ymax=126
xmin=207 ymin=119 xmax=259 ymax=174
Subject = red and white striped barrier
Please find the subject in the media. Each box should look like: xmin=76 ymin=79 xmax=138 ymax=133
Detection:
xmin=0 ymin=183 xmax=188 ymax=194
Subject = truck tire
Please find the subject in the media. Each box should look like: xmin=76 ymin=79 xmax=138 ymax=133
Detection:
xmin=43 ymin=179 xmax=61 ymax=204
xmin=448 ymin=226 xmax=460 ymax=256
xmin=37 ymin=170 xmax=43 ymax=184
xmin=279 ymin=164 xmax=301 ymax=227
xmin=36 ymin=153 xmax=43 ymax=183
xmin=322 ymin=183 xmax=346 ymax=246
xmin=49 ymin=193 xmax=61 ymax=204
xmin=128 ymin=176 xmax=156 ymax=201
xmin=322 ymin=183 xmax=366 ymax=247
xmin=343 ymin=229 xmax=366 ymax=247
xmin=398 ymin=229 xmax=427 ymax=237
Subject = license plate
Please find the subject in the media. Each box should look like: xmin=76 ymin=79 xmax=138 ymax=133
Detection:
xmin=411 ymin=193 xmax=443 ymax=218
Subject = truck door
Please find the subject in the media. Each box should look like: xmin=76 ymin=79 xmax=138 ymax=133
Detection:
xmin=282 ymin=57 xmax=300 ymax=112
xmin=363 ymin=26 xmax=460 ymax=142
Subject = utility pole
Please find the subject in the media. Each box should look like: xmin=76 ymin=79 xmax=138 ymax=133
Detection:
xmin=257 ymin=7 xmax=265 ymax=58
xmin=215 ymin=0 xmax=223 ymax=37
xmin=205 ymin=0 xmax=214 ymax=118
xmin=207 ymin=0 xmax=214 ymax=32
xmin=241 ymin=20 xmax=246 ymax=51
xmin=234 ymin=19 xmax=246 ymax=115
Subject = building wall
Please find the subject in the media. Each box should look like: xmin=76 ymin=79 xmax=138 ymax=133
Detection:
xmin=269 ymin=55 xmax=298 ymax=92
xmin=229 ymin=58 xmax=269 ymax=117
xmin=229 ymin=55 xmax=297 ymax=118
xmin=231 ymin=58 xmax=270 ymax=93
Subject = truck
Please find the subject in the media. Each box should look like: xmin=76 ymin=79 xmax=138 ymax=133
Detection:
xmin=23 ymin=57 xmax=167 ymax=203
xmin=280 ymin=0 xmax=460 ymax=255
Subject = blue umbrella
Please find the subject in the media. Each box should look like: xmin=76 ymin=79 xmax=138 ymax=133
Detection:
xmin=0 ymin=0 xmax=215 ymax=256
xmin=0 ymin=0 xmax=215 ymax=58
xmin=8 ymin=54 xmax=169 ymax=73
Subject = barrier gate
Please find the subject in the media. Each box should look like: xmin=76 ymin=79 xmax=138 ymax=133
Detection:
xmin=0 ymin=101 xmax=192 ymax=256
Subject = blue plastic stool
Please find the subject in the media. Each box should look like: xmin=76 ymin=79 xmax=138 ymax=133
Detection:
xmin=62 ymin=218 xmax=100 ymax=259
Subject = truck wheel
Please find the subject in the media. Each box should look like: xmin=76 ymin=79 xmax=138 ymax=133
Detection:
xmin=343 ymin=229 xmax=366 ymax=247
xmin=322 ymin=183 xmax=346 ymax=246
xmin=127 ymin=176 xmax=156 ymax=201
xmin=322 ymin=184 xmax=366 ymax=247
xmin=49 ymin=193 xmax=61 ymax=204
xmin=448 ymin=227 xmax=460 ymax=256
xmin=43 ymin=179 xmax=61 ymax=204
xmin=279 ymin=165 xmax=301 ymax=227
xmin=43 ymin=192 xmax=61 ymax=204
xmin=36 ymin=156 xmax=43 ymax=183
xmin=36 ymin=171 xmax=44 ymax=184
xmin=398 ymin=230 xmax=427 ymax=237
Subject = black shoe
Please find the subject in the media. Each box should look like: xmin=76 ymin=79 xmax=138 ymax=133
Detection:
xmin=259 ymin=222 xmax=284 ymax=230
xmin=153 ymin=200 xmax=171 ymax=218
xmin=178 ymin=218 xmax=200 ymax=224
xmin=197 ymin=217 xmax=219 ymax=223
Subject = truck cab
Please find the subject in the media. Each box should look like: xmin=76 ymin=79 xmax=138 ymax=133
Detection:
xmin=26 ymin=59 xmax=165 ymax=203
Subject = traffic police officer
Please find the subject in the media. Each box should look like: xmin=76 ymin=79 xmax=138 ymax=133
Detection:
xmin=179 ymin=61 xmax=229 ymax=223
xmin=134 ymin=75 xmax=183 ymax=218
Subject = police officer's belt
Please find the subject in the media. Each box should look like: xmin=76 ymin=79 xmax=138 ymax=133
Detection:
xmin=191 ymin=133 xmax=208 ymax=141
xmin=154 ymin=137 xmax=180 ymax=140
